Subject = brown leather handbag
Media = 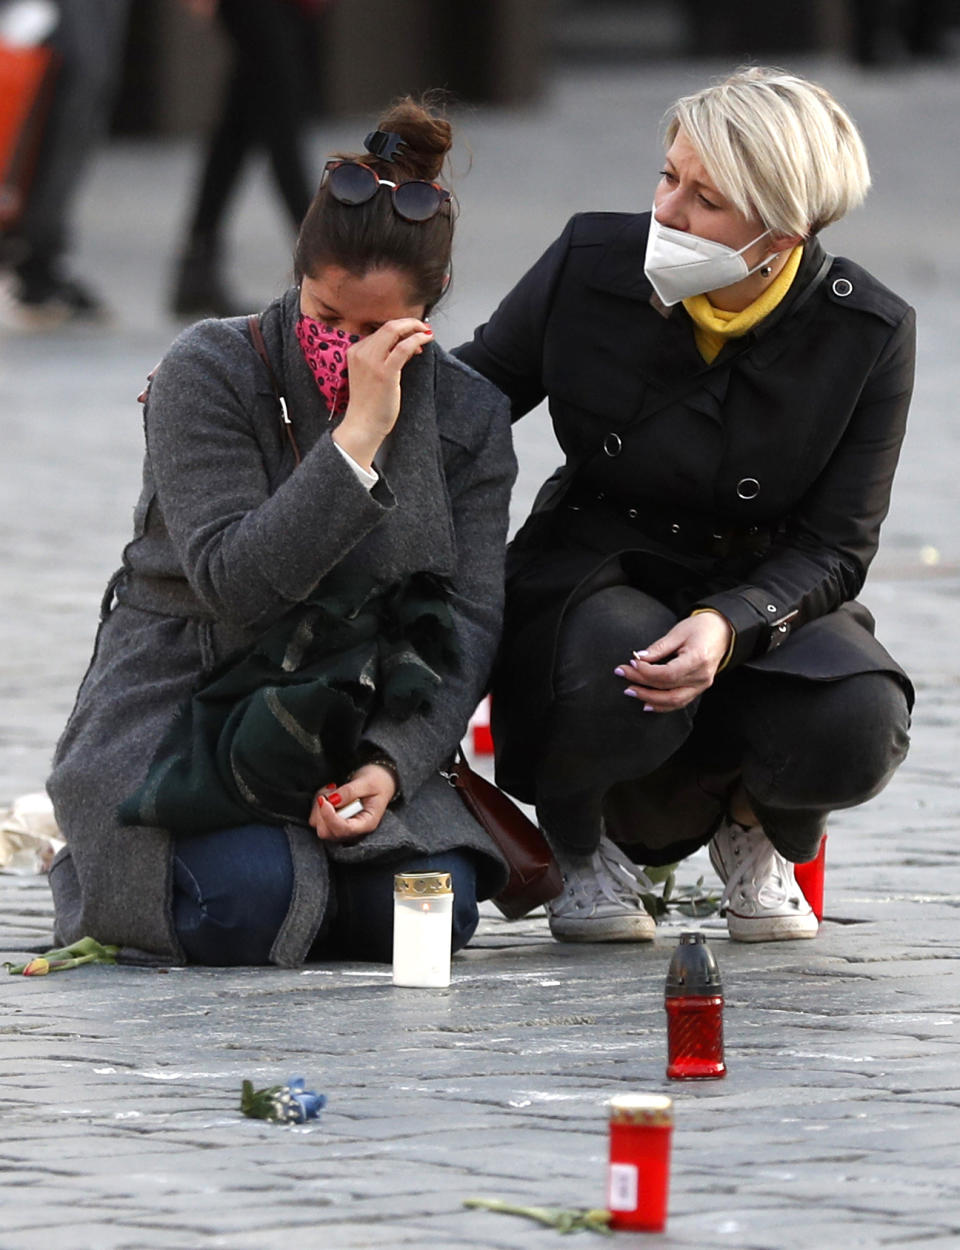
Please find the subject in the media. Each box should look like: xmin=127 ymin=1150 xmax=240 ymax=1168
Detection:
xmin=443 ymin=752 xmax=563 ymax=920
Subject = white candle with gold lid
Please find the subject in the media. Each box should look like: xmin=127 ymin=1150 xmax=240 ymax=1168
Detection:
xmin=392 ymin=872 xmax=453 ymax=987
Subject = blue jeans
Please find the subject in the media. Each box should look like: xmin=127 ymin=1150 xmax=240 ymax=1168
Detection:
xmin=172 ymin=825 xmax=480 ymax=967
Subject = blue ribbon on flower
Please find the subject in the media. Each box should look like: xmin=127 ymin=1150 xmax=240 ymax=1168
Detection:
xmin=240 ymin=1076 xmax=326 ymax=1124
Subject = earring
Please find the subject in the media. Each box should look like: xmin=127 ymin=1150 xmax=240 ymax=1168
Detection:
xmin=759 ymin=255 xmax=779 ymax=278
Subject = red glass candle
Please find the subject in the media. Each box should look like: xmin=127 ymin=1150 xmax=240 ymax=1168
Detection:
xmin=794 ymin=835 xmax=827 ymax=922
xmin=607 ymin=1094 xmax=673 ymax=1232
xmin=665 ymin=932 xmax=726 ymax=1080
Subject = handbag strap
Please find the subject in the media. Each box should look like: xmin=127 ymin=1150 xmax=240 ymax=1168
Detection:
xmin=439 ymin=746 xmax=469 ymax=789
xmin=247 ymin=313 xmax=301 ymax=466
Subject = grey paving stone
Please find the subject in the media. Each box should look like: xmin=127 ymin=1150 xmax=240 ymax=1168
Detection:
xmin=0 ymin=1225 xmax=215 ymax=1250
xmin=3 ymin=55 xmax=960 ymax=1250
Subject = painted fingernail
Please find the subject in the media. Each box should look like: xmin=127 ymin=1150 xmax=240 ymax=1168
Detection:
xmin=314 ymin=794 xmax=324 ymax=807
xmin=633 ymin=649 xmax=649 ymax=660
xmin=624 ymin=688 xmax=639 ymax=698
xmin=643 ymin=704 xmax=655 ymax=712
xmin=328 ymin=792 xmax=342 ymax=807
xmin=614 ymin=666 xmax=625 ymax=677
xmin=322 ymin=783 xmax=337 ymax=792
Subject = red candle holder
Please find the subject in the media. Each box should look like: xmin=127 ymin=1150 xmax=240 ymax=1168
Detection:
xmin=606 ymin=1094 xmax=673 ymax=1232
xmin=794 ymin=835 xmax=827 ymax=922
xmin=665 ymin=932 xmax=726 ymax=1080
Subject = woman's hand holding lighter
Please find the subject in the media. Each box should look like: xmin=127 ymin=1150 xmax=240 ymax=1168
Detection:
xmin=308 ymin=763 xmax=397 ymax=840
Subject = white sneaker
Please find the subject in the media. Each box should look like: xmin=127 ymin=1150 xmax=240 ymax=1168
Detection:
xmin=547 ymin=835 xmax=657 ymax=942
xmin=709 ymin=817 xmax=819 ymax=942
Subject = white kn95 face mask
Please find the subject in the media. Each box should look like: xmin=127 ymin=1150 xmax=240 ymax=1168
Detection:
xmin=643 ymin=207 xmax=779 ymax=306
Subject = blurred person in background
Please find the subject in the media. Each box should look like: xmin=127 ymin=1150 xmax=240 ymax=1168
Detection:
xmin=46 ymin=97 xmax=515 ymax=967
xmin=851 ymin=0 xmax=955 ymax=64
xmin=456 ymin=67 xmax=914 ymax=947
xmin=0 ymin=0 xmax=130 ymax=326
xmin=170 ymin=0 xmax=328 ymax=318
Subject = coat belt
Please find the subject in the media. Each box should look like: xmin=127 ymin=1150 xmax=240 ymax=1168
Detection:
xmin=562 ymin=488 xmax=775 ymax=560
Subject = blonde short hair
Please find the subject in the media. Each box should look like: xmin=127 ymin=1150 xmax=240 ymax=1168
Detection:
xmin=664 ymin=67 xmax=871 ymax=237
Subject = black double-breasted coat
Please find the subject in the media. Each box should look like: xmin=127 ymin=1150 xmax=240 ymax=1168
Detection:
xmin=455 ymin=212 xmax=916 ymax=804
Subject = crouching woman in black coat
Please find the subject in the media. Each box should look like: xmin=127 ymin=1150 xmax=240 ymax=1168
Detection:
xmin=455 ymin=67 xmax=914 ymax=944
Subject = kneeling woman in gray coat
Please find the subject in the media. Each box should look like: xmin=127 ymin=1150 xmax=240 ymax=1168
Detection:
xmin=47 ymin=99 xmax=516 ymax=967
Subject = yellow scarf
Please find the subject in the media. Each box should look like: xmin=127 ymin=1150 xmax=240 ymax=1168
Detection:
xmin=683 ymin=246 xmax=804 ymax=364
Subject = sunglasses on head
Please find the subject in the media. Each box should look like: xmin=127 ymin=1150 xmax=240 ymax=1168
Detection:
xmin=321 ymin=160 xmax=452 ymax=223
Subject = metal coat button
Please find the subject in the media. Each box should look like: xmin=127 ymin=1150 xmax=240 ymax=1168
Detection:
xmin=603 ymin=433 xmax=623 ymax=457
xmin=832 ymin=277 xmax=853 ymax=298
xmin=736 ymin=477 xmax=760 ymax=500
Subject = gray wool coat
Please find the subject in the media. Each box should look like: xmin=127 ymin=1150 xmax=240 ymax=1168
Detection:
xmin=47 ymin=286 xmax=517 ymax=967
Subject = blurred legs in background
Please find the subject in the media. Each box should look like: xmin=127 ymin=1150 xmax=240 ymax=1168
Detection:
xmin=170 ymin=0 xmax=318 ymax=319
xmin=850 ymin=0 xmax=954 ymax=65
xmin=0 ymin=0 xmax=131 ymax=326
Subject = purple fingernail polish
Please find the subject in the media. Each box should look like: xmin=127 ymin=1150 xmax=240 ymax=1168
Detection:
xmin=625 ymin=689 xmax=639 ymax=698
xmin=614 ymin=667 xmax=625 ymax=677
xmin=643 ymin=703 xmax=655 ymax=712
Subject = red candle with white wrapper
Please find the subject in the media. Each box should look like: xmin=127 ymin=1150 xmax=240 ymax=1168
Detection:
xmin=606 ymin=1093 xmax=673 ymax=1231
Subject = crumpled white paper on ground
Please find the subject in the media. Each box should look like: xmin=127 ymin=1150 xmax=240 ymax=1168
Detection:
xmin=0 ymin=792 xmax=64 ymax=874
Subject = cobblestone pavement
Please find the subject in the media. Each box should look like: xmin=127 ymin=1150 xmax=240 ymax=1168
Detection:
xmin=2 ymin=58 xmax=960 ymax=1250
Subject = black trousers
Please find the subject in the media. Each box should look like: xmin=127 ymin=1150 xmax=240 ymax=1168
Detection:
xmin=535 ymin=578 xmax=911 ymax=865
xmin=187 ymin=0 xmax=314 ymax=246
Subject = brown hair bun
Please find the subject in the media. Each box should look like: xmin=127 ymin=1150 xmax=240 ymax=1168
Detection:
xmin=368 ymin=95 xmax=453 ymax=184
xmin=294 ymin=93 xmax=455 ymax=311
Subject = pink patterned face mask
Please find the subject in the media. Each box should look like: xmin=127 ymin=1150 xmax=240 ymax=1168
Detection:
xmin=296 ymin=313 xmax=360 ymax=418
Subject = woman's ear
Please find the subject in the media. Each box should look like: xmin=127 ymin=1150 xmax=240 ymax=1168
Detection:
xmin=769 ymin=230 xmax=806 ymax=252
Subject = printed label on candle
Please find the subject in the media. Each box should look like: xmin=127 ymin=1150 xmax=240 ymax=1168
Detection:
xmin=608 ymin=1163 xmax=639 ymax=1211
